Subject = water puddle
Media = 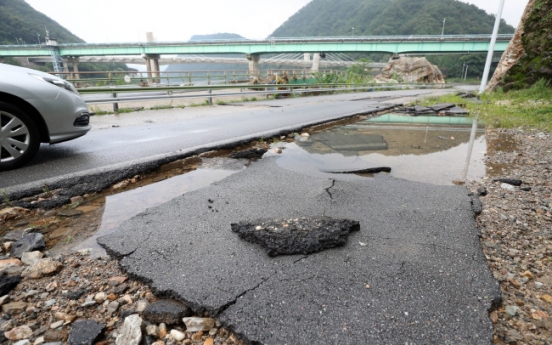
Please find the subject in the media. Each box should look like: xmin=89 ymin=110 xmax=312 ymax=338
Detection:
xmin=275 ymin=114 xmax=486 ymax=185
xmin=53 ymin=158 xmax=244 ymax=256
xmin=1 ymin=112 xmax=489 ymax=257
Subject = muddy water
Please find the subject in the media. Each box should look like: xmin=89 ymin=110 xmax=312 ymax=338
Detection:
xmin=276 ymin=114 xmax=486 ymax=185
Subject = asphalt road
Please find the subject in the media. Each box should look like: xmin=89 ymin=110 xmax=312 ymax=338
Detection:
xmin=0 ymin=89 xmax=453 ymax=196
xmin=99 ymin=156 xmax=500 ymax=345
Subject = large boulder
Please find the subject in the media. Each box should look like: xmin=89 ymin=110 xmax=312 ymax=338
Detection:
xmin=488 ymin=0 xmax=552 ymax=91
xmin=375 ymin=56 xmax=445 ymax=84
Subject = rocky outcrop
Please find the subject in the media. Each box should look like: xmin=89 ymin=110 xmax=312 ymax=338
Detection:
xmin=375 ymin=57 xmax=445 ymax=84
xmin=487 ymin=0 xmax=536 ymax=91
xmin=488 ymin=0 xmax=552 ymax=90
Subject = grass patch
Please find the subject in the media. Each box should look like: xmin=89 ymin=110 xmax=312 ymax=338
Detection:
xmin=0 ymin=190 xmax=12 ymax=207
xmin=115 ymin=108 xmax=137 ymax=114
xmin=150 ymin=105 xmax=173 ymax=110
xmin=422 ymin=80 xmax=552 ymax=130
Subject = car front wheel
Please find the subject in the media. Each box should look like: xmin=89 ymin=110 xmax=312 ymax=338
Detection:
xmin=0 ymin=102 xmax=40 ymax=171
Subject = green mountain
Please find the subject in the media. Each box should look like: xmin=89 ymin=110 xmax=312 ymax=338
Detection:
xmin=0 ymin=0 xmax=132 ymax=76
xmin=272 ymin=0 xmax=515 ymax=37
xmin=0 ymin=0 xmax=83 ymax=45
xmin=271 ymin=0 xmax=516 ymax=79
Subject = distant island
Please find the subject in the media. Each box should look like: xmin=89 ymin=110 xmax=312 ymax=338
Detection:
xmin=189 ymin=33 xmax=244 ymax=41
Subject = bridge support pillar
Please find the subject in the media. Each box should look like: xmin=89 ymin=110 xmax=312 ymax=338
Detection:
xmin=143 ymin=54 xmax=161 ymax=83
xmin=304 ymin=53 xmax=311 ymax=62
xmin=247 ymin=54 xmax=260 ymax=75
xmin=311 ymin=53 xmax=320 ymax=72
xmin=69 ymin=57 xmax=80 ymax=80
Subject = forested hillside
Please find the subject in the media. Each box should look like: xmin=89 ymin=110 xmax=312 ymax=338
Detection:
xmin=272 ymin=0 xmax=515 ymax=37
xmin=0 ymin=0 xmax=131 ymax=74
xmin=272 ymin=0 xmax=516 ymax=79
xmin=0 ymin=0 xmax=83 ymax=45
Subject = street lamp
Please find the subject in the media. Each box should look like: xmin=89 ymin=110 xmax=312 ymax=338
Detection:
xmin=479 ymin=0 xmax=506 ymax=93
xmin=352 ymin=27 xmax=355 ymax=37
xmin=441 ymin=18 xmax=446 ymax=37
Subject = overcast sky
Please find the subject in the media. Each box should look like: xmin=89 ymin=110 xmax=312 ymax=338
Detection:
xmin=24 ymin=0 xmax=529 ymax=43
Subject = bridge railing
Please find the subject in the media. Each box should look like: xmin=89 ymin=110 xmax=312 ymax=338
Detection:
xmin=0 ymin=34 xmax=513 ymax=49
xmin=46 ymin=34 xmax=513 ymax=47
xmin=78 ymin=79 xmax=451 ymax=113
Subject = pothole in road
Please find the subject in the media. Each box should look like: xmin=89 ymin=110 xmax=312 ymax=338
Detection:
xmin=1 ymin=111 xmax=488 ymax=256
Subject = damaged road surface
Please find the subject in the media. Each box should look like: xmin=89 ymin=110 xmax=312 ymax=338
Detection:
xmin=98 ymin=157 xmax=500 ymax=345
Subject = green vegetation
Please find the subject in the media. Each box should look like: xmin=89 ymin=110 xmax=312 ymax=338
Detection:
xmin=272 ymin=0 xmax=514 ymax=37
xmin=0 ymin=0 xmax=132 ymax=75
xmin=0 ymin=0 xmax=83 ymax=45
xmin=424 ymin=80 xmax=552 ymax=130
xmin=150 ymin=105 xmax=174 ymax=110
xmin=0 ymin=190 xmax=12 ymax=206
xmin=61 ymin=235 xmax=74 ymax=244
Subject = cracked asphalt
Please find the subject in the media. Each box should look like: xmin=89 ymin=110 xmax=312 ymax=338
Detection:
xmin=98 ymin=156 xmax=500 ymax=345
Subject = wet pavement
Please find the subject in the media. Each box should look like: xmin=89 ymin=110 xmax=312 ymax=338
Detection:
xmin=97 ymin=154 xmax=499 ymax=345
xmin=0 ymin=105 xmax=499 ymax=344
xmin=91 ymin=115 xmax=494 ymax=344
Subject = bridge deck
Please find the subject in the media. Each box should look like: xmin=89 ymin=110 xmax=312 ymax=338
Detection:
xmin=0 ymin=35 xmax=512 ymax=58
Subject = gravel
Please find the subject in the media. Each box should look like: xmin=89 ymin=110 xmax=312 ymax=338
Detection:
xmin=0 ymin=128 xmax=549 ymax=344
xmin=468 ymin=129 xmax=552 ymax=344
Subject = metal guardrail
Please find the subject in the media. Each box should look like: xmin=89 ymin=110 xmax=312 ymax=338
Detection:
xmin=80 ymin=82 xmax=452 ymax=109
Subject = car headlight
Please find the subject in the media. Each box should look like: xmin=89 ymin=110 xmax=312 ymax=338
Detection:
xmin=30 ymin=74 xmax=79 ymax=95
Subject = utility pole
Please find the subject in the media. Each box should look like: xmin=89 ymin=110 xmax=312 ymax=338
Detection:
xmin=441 ymin=18 xmax=446 ymax=37
xmin=352 ymin=27 xmax=355 ymax=37
xmin=479 ymin=0 xmax=506 ymax=94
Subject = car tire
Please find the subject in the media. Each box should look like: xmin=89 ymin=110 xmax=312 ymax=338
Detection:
xmin=0 ymin=102 xmax=40 ymax=171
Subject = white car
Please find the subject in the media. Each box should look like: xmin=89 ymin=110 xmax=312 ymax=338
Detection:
xmin=0 ymin=63 xmax=91 ymax=170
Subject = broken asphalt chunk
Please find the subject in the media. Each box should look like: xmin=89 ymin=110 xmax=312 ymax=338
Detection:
xmin=231 ymin=216 xmax=360 ymax=257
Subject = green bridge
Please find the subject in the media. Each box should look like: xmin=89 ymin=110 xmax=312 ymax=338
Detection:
xmin=0 ymin=35 xmax=512 ymax=57
xmin=0 ymin=35 xmax=512 ymax=75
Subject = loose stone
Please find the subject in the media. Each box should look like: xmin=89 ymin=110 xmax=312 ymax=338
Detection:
xmin=68 ymin=319 xmax=105 ymax=345
xmin=183 ymin=318 xmax=215 ymax=332
xmin=115 ymin=315 xmax=142 ymax=345
xmin=21 ymin=258 xmax=63 ymax=279
xmin=5 ymin=325 xmax=33 ymax=340
xmin=10 ymin=233 xmax=45 ymax=258
xmin=21 ymin=251 xmax=44 ymax=266
xmin=170 ymin=329 xmax=185 ymax=341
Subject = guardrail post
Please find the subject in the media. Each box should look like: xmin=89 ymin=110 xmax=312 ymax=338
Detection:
xmin=107 ymin=73 xmax=119 ymax=112
xmin=207 ymin=72 xmax=212 ymax=105
xmin=112 ymin=92 xmax=118 ymax=112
